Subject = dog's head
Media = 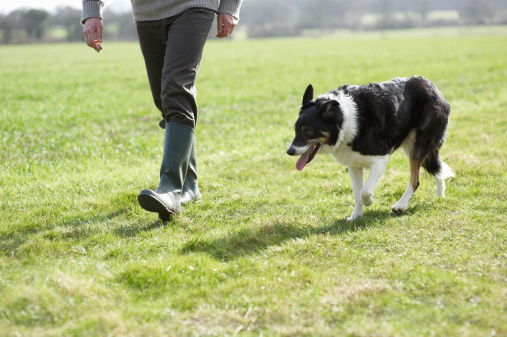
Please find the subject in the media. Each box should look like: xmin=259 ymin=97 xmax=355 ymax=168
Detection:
xmin=287 ymin=84 xmax=344 ymax=171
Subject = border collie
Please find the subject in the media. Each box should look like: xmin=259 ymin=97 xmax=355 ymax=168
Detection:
xmin=287 ymin=76 xmax=454 ymax=221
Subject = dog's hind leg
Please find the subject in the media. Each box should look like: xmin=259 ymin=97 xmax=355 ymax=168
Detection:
xmin=419 ymin=99 xmax=454 ymax=198
xmin=392 ymin=156 xmax=421 ymax=213
xmin=361 ymin=156 xmax=389 ymax=207
xmin=393 ymin=132 xmax=420 ymax=214
xmin=422 ymin=150 xmax=454 ymax=197
xmin=347 ymin=166 xmax=364 ymax=221
xmin=433 ymin=161 xmax=454 ymax=197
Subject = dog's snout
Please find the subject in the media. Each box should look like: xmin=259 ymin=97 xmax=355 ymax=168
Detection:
xmin=287 ymin=147 xmax=295 ymax=156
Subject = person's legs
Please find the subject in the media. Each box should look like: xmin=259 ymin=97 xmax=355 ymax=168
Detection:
xmin=137 ymin=8 xmax=214 ymax=128
xmin=160 ymin=7 xmax=214 ymax=128
xmin=136 ymin=19 xmax=166 ymax=116
xmin=136 ymin=8 xmax=214 ymax=219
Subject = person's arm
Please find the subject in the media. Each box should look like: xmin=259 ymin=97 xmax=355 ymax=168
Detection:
xmin=216 ymin=0 xmax=242 ymax=38
xmin=81 ymin=0 xmax=106 ymax=52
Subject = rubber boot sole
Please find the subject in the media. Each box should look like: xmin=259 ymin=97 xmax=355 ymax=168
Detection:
xmin=137 ymin=190 xmax=178 ymax=221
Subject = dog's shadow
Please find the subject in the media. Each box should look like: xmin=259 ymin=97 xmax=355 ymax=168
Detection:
xmin=179 ymin=208 xmax=401 ymax=261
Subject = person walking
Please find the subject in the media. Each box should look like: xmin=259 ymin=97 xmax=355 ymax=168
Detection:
xmin=81 ymin=0 xmax=242 ymax=220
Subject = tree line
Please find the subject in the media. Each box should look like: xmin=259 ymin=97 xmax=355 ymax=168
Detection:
xmin=0 ymin=6 xmax=137 ymax=44
xmin=242 ymin=0 xmax=507 ymax=38
xmin=0 ymin=0 xmax=506 ymax=44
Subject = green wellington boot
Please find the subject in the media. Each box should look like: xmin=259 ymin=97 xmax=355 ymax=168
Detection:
xmin=137 ymin=123 xmax=193 ymax=220
xmin=181 ymin=139 xmax=201 ymax=206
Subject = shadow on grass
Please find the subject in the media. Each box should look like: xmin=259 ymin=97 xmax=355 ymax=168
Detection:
xmin=0 ymin=193 xmax=135 ymax=255
xmin=179 ymin=208 xmax=400 ymax=261
xmin=114 ymin=217 xmax=176 ymax=237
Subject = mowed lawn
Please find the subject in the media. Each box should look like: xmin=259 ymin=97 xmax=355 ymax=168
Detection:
xmin=0 ymin=28 xmax=506 ymax=336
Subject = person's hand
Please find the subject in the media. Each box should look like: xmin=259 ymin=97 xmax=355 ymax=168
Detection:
xmin=216 ymin=13 xmax=238 ymax=38
xmin=83 ymin=18 xmax=103 ymax=52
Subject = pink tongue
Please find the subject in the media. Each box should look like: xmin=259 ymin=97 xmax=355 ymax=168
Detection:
xmin=296 ymin=147 xmax=313 ymax=171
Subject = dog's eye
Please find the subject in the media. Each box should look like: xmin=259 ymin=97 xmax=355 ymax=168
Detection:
xmin=305 ymin=130 xmax=314 ymax=136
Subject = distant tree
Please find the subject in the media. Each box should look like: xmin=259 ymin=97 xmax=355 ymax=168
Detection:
xmin=417 ymin=0 xmax=431 ymax=22
xmin=241 ymin=0 xmax=300 ymax=37
xmin=461 ymin=0 xmax=493 ymax=24
xmin=377 ymin=0 xmax=396 ymax=29
xmin=242 ymin=0 xmax=298 ymax=27
xmin=0 ymin=10 xmax=24 ymax=44
xmin=21 ymin=9 xmax=49 ymax=39
xmin=103 ymin=9 xmax=138 ymax=40
xmin=299 ymin=0 xmax=351 ymax=29
xmin=52 ymin=6 xmax=84 ymax=41
xmin=0 ymin=14 xmax=14 ymax=43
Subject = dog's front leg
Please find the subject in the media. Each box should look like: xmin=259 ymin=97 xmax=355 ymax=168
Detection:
xmin=347 ymin=166 xmax=364 ymax=221
xmin=361 ymin=156 xmax=389 ymax=207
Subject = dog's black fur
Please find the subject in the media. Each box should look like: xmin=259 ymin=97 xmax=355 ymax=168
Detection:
xmin=297 ymin=76 xmax=451 ymax=174
xmin=287 ymin=76 xmax=453 ymax=220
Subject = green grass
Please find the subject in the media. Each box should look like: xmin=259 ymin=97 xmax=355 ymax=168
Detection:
xmin=1 ymin=27 xmax=506 ymax=336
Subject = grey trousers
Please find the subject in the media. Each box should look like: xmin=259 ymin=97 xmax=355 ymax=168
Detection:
xmin=136 ymin=8 xmax=215 ymax=129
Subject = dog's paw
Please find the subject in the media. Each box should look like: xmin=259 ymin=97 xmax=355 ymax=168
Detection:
xmin=391 ymin=203 xmax=407 ymax=214
xmin=361 ymin=193 xmax=374 ymax=206
xmin=346 ymin=213 xmax=363 ymax=222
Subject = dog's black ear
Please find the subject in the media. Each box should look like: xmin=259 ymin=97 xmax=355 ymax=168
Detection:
xmin=319 ymin=100 xmax=340 ymax=115
xmin=302 ymin=84 xmax=314 ymax=107
xmin=319 ymin=100 xmax=343 ymax=125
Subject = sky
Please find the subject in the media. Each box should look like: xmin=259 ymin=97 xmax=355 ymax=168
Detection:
xmin=0 ymin=0 xmax=131 ymax=14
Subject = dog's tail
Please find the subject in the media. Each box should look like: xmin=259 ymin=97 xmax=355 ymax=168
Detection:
xmin=422 ymin=149 xmax=454 ymax=180
xmin=435 ymin=161 xmax=455 ymax=180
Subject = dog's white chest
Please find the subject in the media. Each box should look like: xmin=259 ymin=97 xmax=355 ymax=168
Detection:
xmin=332 ymin=144 xmax=384 ymax=168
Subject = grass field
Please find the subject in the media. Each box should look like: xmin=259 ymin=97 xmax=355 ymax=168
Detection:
xmin=1 ymin=27 xmax=506 ymax=336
